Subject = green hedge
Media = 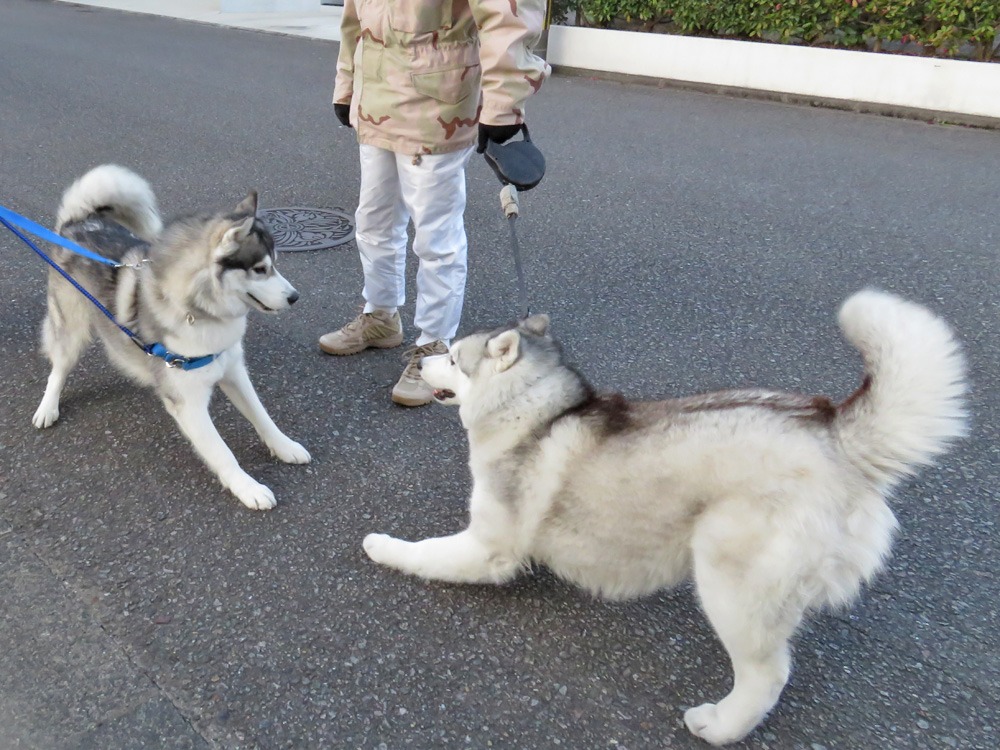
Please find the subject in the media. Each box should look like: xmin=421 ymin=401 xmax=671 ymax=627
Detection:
xmin=554 ymin=0 xmax=1000 ymax=61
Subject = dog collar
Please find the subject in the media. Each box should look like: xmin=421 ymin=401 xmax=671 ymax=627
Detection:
xmin=146 ymin=342 xmax=218 ymax=370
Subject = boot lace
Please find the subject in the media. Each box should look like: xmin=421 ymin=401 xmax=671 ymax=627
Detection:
xmin=400 ymin=341 xmax=446 ymax=379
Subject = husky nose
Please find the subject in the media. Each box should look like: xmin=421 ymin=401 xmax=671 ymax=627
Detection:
xmin=287 ymin=290 xmax=300 ymax=305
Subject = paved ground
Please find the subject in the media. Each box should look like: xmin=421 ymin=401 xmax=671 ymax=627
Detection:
xmin=1 ymin=1 xmax=998 ymax=748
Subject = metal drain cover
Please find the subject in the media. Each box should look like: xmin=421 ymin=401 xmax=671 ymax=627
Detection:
xmin=259 ymin=207 xmax=355 ymax=252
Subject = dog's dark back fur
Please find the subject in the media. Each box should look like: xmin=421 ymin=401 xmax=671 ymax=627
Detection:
xmin=61 ymin=214 xmax=149 ymax=264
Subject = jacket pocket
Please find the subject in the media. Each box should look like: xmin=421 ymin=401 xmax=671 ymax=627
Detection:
xmin=361 ymin=38 xmax=382 ymax=81
xmin=388 ymin=0 xmax=452 ymax=34
xmin=411 ymin=64 xmax=480 ymax=105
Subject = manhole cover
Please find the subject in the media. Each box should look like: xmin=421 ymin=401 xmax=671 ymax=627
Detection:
xmin=259 ymin=207 xmax=355 ymax=252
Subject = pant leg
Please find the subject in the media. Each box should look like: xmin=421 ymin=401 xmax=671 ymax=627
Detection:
xmin=356 ymin=144 xmax=410 ymax=312
xmin=396 ymin=146 xmax=474 ymax=345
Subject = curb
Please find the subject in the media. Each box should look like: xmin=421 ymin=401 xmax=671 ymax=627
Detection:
xmin=547 ymin=25 xmax=1000 ymax=129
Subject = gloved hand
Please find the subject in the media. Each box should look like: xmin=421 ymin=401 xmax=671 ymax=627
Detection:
xmin=334 ymin=102 xmax=352 ymax=128
xmin=477 ymin=122 xmax=523 ymax=154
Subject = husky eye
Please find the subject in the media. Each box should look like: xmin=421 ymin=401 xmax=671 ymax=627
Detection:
xmin=252 ymin=264 xmax=268 ymax=275
xmin=449 ymin=355 xmax=455 ymax=366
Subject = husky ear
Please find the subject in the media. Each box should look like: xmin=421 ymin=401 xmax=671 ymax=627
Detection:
xmin=234 ymin=191 xmax=258 ymax=217
xmin=487 ymin=329 xmax=521 ymax=372
xmin=221 ymin=214 xmax=255 ymax=247
xmin=520 ymin=314 xmax=550 ymax=337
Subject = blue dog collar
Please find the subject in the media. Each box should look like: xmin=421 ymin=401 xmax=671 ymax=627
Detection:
xmin=147 ymin=342 xmax=217 ymax=370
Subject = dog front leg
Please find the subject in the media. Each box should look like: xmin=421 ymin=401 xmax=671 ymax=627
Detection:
xmin=364 ymin=485 xmax=522 ymax=584
xmin=219 ymin=357 xmax=310 ymax=464
xmin=162 ymin=388 xmax=277 ymax=510
xmin=363 ymin=529 xmax=520 ymax=584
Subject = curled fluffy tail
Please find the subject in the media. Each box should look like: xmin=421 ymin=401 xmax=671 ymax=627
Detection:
xmin=56 ymin=164 xmax=162 ymax=241
xmin=836 ymin=290 xmax=968 ymax=492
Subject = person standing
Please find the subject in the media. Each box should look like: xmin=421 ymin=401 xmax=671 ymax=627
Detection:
xmin=320 ymin=0 xmax=550 ymax=406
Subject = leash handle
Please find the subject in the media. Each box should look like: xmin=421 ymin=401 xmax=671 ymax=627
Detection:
xmin=500 ymin=184 xmax=519 ymax=218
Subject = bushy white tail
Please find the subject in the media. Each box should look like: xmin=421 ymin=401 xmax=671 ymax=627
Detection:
xmin=836 ymin=290 xmax=968 ymax=492
xmin=56 ymin=164 xmax=162 ymax=241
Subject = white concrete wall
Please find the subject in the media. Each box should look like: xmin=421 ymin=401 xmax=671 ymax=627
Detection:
xmin=547 ymin=26 xmax=1000 ymax=121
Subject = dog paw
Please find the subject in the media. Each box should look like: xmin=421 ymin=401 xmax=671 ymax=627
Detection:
xmin=363 ymin=533 xmax=402 ymax=567
xmin=228 ymin=474 xmax=277 ymax=511
xmin=269 ymin=437 xmax=311 ymax=465
xmin=684 ymin=703 xmax=750 ymax=746
xmin=32 ymin=404 xmax=59 ymax=429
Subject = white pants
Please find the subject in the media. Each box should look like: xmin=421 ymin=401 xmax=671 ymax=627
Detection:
xmin=355 ymin=143 xmax=474 ymax=346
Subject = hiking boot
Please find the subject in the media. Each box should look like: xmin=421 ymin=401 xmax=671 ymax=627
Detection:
xmin=391 ymin=340 xmax=448 ymax=407
xmin=319 ymin=310 xmax=403 ymax=355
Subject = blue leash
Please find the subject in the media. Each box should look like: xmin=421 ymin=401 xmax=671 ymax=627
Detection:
xmin=0 ymin=205 xmax=217 ymax=370
xmin=0 ymin=204 xmax=127 ymax=267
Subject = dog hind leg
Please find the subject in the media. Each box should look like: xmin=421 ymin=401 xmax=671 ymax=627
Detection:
xmin=363 ymin=529 xmax=521 ymax=584
xmin=33 ymin=280 xmax=94 ymax=428
xmin=683 ymin=540 xmax=803 ymax=745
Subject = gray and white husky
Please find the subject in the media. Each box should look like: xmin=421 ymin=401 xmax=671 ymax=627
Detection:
xmin=33 ymin=164 xmax=310 ymax=510
xmin=364 ymin=291 xmax=967 ymax=745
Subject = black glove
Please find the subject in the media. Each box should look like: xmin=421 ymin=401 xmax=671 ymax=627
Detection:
xmin=334 ymin=102 xmax=352 ymax=128
xmin=477 ymin=122 xmax=523 ymax=154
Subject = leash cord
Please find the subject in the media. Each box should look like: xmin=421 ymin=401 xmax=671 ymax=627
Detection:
xmin=0 ymin=212 xmax=215 ymax=370
xmin=506 ymin=215 xmax=529 ymax=319
xmin=499 ymin=184 xmax=529 ymax=319
xmin=0 ymin=214 xmax=147 ymax=350
xmin=0 ymin=204 xmax=124 ymax=266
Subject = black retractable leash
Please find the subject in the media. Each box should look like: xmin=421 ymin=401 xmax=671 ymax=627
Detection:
xmin=482 ymin=125 xmax=545 ymax=319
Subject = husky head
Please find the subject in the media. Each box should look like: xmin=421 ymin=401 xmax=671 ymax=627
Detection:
xmin=210 ymin=192 xmax=299 ymax=315
xmin=160 ymin=192 xmax=299 ymax=320
xmin=421 ymin=314 xmax=562 ymax=422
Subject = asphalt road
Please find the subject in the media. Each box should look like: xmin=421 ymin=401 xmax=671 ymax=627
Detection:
xmin=1 ymin=1 xmax=997 ymax=748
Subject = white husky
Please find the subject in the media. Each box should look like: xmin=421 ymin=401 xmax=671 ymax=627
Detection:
xmin=363 ymin=291 xmax=967 ymax=745
xmin=33 ymin=164 xmax=310 ymax=510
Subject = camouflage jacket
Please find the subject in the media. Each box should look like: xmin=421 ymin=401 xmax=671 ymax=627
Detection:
xmin=334 ymin=0 xmax=550 ymax=156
